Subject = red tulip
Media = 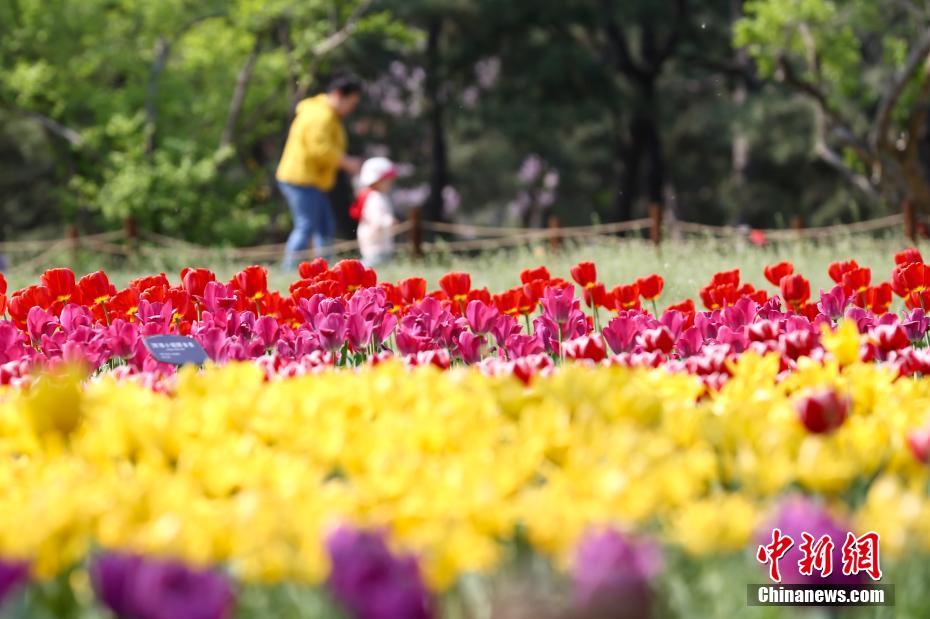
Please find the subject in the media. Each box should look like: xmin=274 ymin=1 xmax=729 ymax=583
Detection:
xmin=522 ymin=279 xmax=548 ymax=304
xmin=864 ymin=283 xmax=892 ymax=315
xmin=763 ymin=261 xmax=794 ymax=287
xmin=779 ymin=274 xmax=810 ymax=309
xmin=871 ymin=324 xmax=910 ymax=353
xmin=398 ymin=277 xmax=427 ymax=304
xmin=0 ymin=273 xmax=5 ymax=296
xmin=181 ymin=268 xmax=216 ymax=300
xmin=40 ymin=268 xmax=81 ymax=306
xmin=907 ymin=426 xmax=930 ymax=463
xmin=128 ymin=273 xmax=170 ymax=294
xmin=338 ymin=259 xmax=376 ymax=293
xmin=520 ymin=266 xmax=550 ymax=284
xmin=895 ymin=247 xmax=923 ymax=266
xmin=665 ymin=298 xmax=695 ymax=315
xmin=827 ymin=259 xmax=858 ymax=284
xmin=570 ymin=262 xmax=598 ymax=289
xmin=583 ymin=282 xmax=610 ymax=309
xmin=906 ymin=289 xmax=930 ymax=311
xmin=378 ymin=282 xmax=404 ymax=311
xmin=892 ymin=262 xmax=930 ymax=297
xmin=106 ymin=288 xmax=141 ymax=322
xmin=711 ymin=269 xmax=740 ymax=287
xmin=493 ymin=288 xmax=521 ymax=316
xmin=562 ymin=334 xmax=607 ymax=362
xmin=439 ymin=272 xmax=472 ymax=302
xmin=699 ymin=283 xmax=737 ymax=310
xmin=611 ymin=283 xmax=641 ymax=311
xmin=640 ymin=326 xmax=675 ymax=354
xmin=796 ymin=389 xmax=849 ymax=434
xmin=78 ymin=271 xmax=115 ymax=307
xmin=298 ymin=258 xmax=329 ymax=279
xmin=8 ymin=284 xmax=52 ymax=329
xmin=231 ymin=265 xmax=268 ymax=302
xmin=841 ymin=267 xmax=871 ymax=293
xmin=635 ymin=274 xmax=664 ymax=301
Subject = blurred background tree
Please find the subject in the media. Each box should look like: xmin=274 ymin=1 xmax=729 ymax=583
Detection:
xmin=1 ymin=0 xmax=928 ymax=244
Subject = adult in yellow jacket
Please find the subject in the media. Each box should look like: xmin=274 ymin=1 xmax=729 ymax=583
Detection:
xmin=277 ymin=74 xmax=362 ymax=269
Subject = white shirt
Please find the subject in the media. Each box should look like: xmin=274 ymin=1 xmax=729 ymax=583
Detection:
xmin=357 ymin=190 xmax=396 ymax=262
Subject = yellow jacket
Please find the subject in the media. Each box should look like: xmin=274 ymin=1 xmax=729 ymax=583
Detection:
xmin=276 ymin=95 xmax=347 ymax=190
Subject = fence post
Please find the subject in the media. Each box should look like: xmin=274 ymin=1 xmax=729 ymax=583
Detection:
xmin=547 ymin=215 xmax=562 ymax=252
xmin=649 ymin=203 xmax=663 ymax=246
xmin=65 ymin=224 xmax=80 ymax=263
xmin=790 ymin=215 xmax=804 ymax=240
xmin=123 ymin=216 xmax=138 ymax=258
xmin=904 ymin=200 xmax=917 ymax=242
xmin=409 ymin=207 xmax=423 ymax=258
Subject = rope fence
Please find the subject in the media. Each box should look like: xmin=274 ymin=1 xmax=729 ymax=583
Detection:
xmin=0 ymin=206 xmax=918 ymax=274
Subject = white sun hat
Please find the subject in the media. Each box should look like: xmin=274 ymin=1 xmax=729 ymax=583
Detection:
xmin=359 ymin=157 xmax=397 ymax=188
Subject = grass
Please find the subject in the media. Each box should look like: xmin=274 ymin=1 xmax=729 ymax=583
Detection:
xmin=2 ymin=232 xmax=921 ymax=302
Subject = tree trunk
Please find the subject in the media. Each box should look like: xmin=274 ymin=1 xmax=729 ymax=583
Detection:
xmin=425 ymin=17 xmax=449 ymax=224
xmin=220 ymin=37 xmax=261 ymax=151
xmin=902 ymin=155 xmax=930 ymax=215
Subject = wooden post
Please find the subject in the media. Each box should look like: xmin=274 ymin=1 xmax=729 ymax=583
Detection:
xmin=65 ymin=224 xmax=80 ymax=263
xmin=790 ymin=215 xmax=803 ymax=232
xmin=649 ymin=203 xmax=663 ymax=246
xmin=123 ymin=216 xmax=138 ymax=259
xmin=547 ymin=215 xmax=562 ymax=252
xmin=409 ymin=207 xmax=423 ymax=258
xmin=904 ymin=200 xmax=917 ymax=243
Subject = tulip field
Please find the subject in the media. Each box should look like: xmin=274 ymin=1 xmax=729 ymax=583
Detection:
xmin=4 ymin=237 xmax=930 ymax=618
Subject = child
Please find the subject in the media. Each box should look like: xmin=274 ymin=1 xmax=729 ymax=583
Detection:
xmin=351 ymin=157 xmax=398 ymax=266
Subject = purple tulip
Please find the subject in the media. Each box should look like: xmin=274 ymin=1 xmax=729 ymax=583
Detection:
xmin=722 ymin=297 xmax=758 ymax=330
xmin=26 ymin=306 xmax=57 ymax=342
xmin=817 ymin=285 xmax=849 ymax=321
xmin=541 ymin=286 xmax=577 ymax=325
xmin=0 ymin=560 xmax=29 ymax=609
xmin=326 ymin=527 xmax=433 ymax=619
xmin=0 ymin=323 xmax=28 ymax=363
xmin=760 ymin=496 xmax=861 ymax=586
xmin=490 ymin=315 xmax=521 ymax=349
xmin=603 ymin=314 xmax=639 ymax=354
xmin=902 ymin=308 xmax=930 ymax=342
xmin=456 ymin=331 xmax=485 ymax=364
xmin=314 ymin=313 xmax=348 ymax=352
xmin=674 ymin=326 xmax=704 ymax=358
xmin=464 ymin=300 xmax=499 ymax=335
xmin=572 ymin=528 xmax=661 ymax=618
xmin=505 ymin=333 xmax=546 ymax=358
xmin=91 ymin=553 xmax=233 ymax=619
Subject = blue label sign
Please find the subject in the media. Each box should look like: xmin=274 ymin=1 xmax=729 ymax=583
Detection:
xmin=144 ymin=335 xmax=209 ymax=366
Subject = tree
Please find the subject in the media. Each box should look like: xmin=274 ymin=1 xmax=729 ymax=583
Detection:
xmin=736 ymin=0 xmax=930 ymax=213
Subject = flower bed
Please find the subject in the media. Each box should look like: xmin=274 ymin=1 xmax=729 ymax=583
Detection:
xmin=2 ymin=250 xmax=930 ymax=616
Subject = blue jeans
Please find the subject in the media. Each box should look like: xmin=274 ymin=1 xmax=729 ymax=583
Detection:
xmin=278 ymin=181 xmax=335 ymax=270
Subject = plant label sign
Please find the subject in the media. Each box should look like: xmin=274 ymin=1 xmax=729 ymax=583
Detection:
xmin=144 ymin=335 xmax=209 ymax=366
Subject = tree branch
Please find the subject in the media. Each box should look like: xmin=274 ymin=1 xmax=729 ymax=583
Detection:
xmin=814 ymin=139 xmax=881 ymax=201
xmin=905 ymin=56 xmax=930 ymax=157
xmin=2 ymin=105 xmax=84 ymax=147
xmin=655 ymin=0 xmax=689 ymax=68
xmin=600 ymin=0 xmax=649 ymax=81
xmin=145 ymin=36 xmax=171 ymax=155
xmin=775 ymin=54 xmax=873 ymax=163
xmin=220 ymin=36 xmax=261 ymax=151
xmin=871 ymin=28 xmax=930 ymax=151
xmin=291 ymin=0 xmax=376 ymax=106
